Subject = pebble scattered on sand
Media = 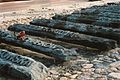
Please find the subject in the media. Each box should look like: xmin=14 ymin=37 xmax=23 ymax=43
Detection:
xmin=46 ymin=49 xmax=120 ymax=80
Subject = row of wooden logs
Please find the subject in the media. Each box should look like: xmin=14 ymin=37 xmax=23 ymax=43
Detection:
xmin=8 ymin=23 xmax=117 ymax=50
xmin=52 ymin=3 xmax=120 ymax=28
xmin=0 ymin=30 xmax=78 ymax=61
xmin=30 ymin=19 xmax=120 ymax=41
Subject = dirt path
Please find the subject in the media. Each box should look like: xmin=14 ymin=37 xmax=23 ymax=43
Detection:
xmin=0 ymin=0 xmax=87 ymax=12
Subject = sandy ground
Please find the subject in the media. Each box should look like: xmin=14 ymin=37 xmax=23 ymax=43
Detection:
xmin=0 ymin=0 xmax=119 ymax=25
xmin=0 ymin=0 xmax=87 ymax=12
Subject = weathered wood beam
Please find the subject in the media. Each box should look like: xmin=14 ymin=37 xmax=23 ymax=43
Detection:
xmin=30 ymin=19 xmax=120 ymax=41
xmin=52 ymin=8 xmax=120 ymax=21
xmin=0 ymin=43 xmax=55 ymax=65
xmin=81 ymin=9 xmax=120 ymax=15
xmin=70 ymin=12 xmax=120 ymax=19
xmin=0 ymin=30 xmax=78 ymax=61
xmin=53 ymin=3 xmax=120 ymax=20
xmin=67 ymin=16 xmax=120 ymax=28
xmin=8 ymin=24 xmax=117 ymax=50
xmin=52 ymin=13 xmax=120 ymax=28
xmin=0 ymin=49 xmax=48 ymax=80
xmin=52 ymin=3 xmax=120 ymax=28
xmin=80 ymin=3 xmax=120 ymax=15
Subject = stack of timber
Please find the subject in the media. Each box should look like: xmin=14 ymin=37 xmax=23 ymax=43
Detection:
xmin=52 ymin=3 xmax=120 ymax=28
xmin=30 ymin=19 xmax=120 ymax=42
xmin=0 ymin=30 xmax=78 ymax=61
xmin=8 ymin=24 xmax=117 ymax=50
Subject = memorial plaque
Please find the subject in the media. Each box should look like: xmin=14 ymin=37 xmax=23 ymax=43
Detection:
xmin=0 ymin=49 xmax=48 ymax=80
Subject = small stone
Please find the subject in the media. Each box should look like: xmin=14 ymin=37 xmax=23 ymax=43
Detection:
xmin=98 ymin=57 xmax=104 ymax=61
xmin=81 ymin=68 xmax=86 ymax=72
xmin=64 ymin=73 xmax=71 ymax=77
xmin=91 ymin=68 xmax=95 ymax=72
xmin=108 ymin=72 xmax=120 ymax=79
xmin=110 ymin=67 xmax=118 ymax=72
xmin=82 ymin=72 xmax=91 ymax=76
xmin=46 ymin=77 xmax=51 ymax=80
xmin=76 ymin=59 xmax=90 ymax=64
xmin=112 ymin=59 xmax=117 ymax=62
xmin=49 ymin=70 xmax=59 ymax=75
xmin=98 ymin=55 xmax=104 ymax=57
xmin=82 ymin=64 xmax=93 ymax=68
xmin=94 ymin=63 xmax=105 ymax=68
xmin=108 ymin=51 xmax=120 ymax=60
xmin=95 ymin=68 xmax=107 ymax=74
xmin=93 ymin=74 xmax=102 ymax=78
xmin=103 ymin=56 xmax=112 ymax=62
xmin=73 ymin=71 xmax=82 ymax=74
xmin=78 ymin=75 xmax=92 ymax=80
xmin=60 ymin=77 xmax=68 ymax=80
xmin=70 ymin=79 xmax=77 ymax=80
xmin=69 ymin=74 xmax=78 ymax=79
xmin=109 ymin=61 xmax=120 ymax=67
xmin=96 ymin=77 xmax=107 ymax=80
xmin=116 ymin=56 xmax=120 ymax=60
xmin=52 ymin=75 xmax=59 ymax=79
xmin=117 ymin=66 xmax=120 ymax=70
xmin=82 ymin=68 xmax=94 ymax=72
xmin=92 ymin=59 xmax=103 ymax=63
